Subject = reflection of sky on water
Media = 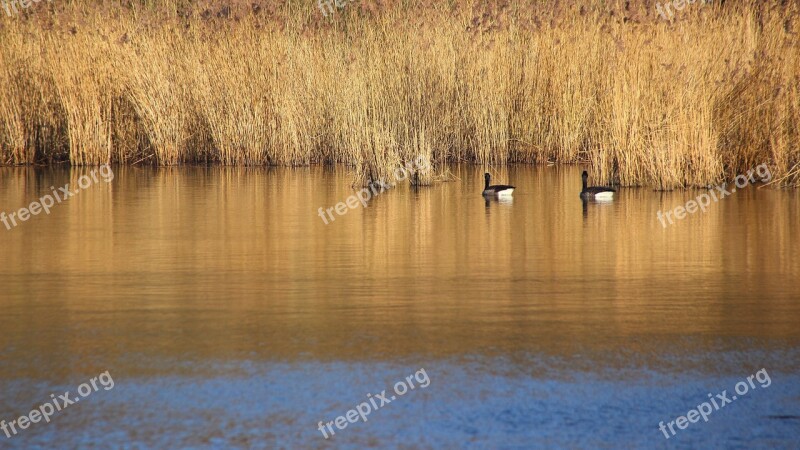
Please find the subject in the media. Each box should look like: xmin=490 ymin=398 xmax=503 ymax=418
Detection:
xmin=2 ymin=351 xmax=798 ymax=449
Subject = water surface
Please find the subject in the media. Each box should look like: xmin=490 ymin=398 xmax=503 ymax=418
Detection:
xmin=1 ymin=165 xmax=798 ymax=448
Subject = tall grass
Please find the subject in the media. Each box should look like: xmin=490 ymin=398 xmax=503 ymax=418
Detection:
xmin=0 ymin=0 xmax=798 ymax=187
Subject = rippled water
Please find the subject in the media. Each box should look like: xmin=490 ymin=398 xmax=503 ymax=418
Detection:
xmin=1 ymin=165 xmax=798 ymax=448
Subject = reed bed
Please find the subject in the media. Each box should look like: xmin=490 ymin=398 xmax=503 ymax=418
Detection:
xmin=0 ymin=0 xmax=798 ymax=188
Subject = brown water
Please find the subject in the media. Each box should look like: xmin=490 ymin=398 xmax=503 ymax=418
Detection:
xmin=0 ymin=165 xmax=798 ymax=448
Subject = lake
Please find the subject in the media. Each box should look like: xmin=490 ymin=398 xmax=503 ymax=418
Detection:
xmin=1 ymin=164 xmax=798 ymax=448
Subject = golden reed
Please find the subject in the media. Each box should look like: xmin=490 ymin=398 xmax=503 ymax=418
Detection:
xmin=0 ymin=0 xmax=798 ymax=188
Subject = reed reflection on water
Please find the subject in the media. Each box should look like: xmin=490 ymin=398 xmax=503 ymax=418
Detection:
xmin=0 ymin=165 xmax=798 ymax=448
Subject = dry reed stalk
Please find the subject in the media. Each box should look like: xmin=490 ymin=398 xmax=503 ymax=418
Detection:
xmin=187 ymin=21 xmax=274 ymax=165
xmin=123 ymin=30 xmax=192 ymax=165
xmin=48 ymin=35 xmax=116 ymax=166
xmin=0 ymin=51 xmax=29 ymax=165
xmin=0 ymin=29 xmax=40 ymax=165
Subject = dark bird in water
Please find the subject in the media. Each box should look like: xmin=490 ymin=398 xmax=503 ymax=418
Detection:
xmin=580 ymin=171 xmax=615 ymax=201
xmin=482 ymin=173 xmax=515 ymax=198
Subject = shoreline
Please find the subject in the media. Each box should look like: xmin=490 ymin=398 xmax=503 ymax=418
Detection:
xmin=1 ymin=162 xmax=786 ymax=192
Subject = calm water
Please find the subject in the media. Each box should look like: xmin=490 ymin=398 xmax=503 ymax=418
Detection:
xmin=0 ymin=165 xmax=798 ymax=448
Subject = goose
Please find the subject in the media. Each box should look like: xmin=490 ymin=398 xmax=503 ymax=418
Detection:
xmin=580 ymin=171 xmax=615 ymax=201
xmin=482 ymin=173 xmax=515 ymax=197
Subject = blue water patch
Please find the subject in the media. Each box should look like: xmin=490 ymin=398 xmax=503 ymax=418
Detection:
xmin=0 ymin=356 xmax=798 ymax=449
